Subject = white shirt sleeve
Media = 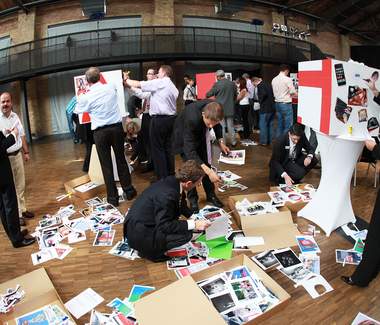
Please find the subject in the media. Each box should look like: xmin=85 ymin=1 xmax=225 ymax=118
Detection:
xmin=141 ymin=78 xmax=164 ymax=93
xmin=74 ymin=95 xmax=89 ymax=113
xmin=132 ymin=87 xmax=151 ymax=100
xmin=287 ymin=78 xmax=296 ymax=95
xmin=187 ymin=219 xmax=195 ymax=231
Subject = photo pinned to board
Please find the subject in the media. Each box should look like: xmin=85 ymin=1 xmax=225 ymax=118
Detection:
xmin=335 ymin=97 xmax=352 ymax=124
xmin=335 ymin=249 xmax=362 ymax=265
xmin=358 ymin=108 xmax=368 ymax=122
xmin=348 ymin=86 xmax=367 ymax=107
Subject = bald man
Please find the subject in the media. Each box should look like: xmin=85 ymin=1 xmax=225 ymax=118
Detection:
xmin=0 ymin=92 xmax=34 ymax=227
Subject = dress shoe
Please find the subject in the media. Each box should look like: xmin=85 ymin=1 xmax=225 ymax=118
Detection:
xmin=124 ymin=187 xmax=137 ymax=201
xmin=13 ymin=237 xmax=35 ymax=248
xmin=21 ymin=229 xmax=28 ymax=237
xmin=19 ymin=217 xmax=26 ymax=227
xmin=22 ymin=211 xmax=35 ymax=219
xmin=206 ymin=195 xmax=224 ymax=208
xmin=341 ymin=276 xmax=356 ymax=286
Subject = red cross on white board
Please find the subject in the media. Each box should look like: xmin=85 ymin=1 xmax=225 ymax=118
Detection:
xmin=298 ymin=59 xmax=332 ymax=134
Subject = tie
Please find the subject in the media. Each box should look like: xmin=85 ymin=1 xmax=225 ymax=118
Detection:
xmin=254 ymin=87 xmax=258 ymax=101
xmin=289 ymin=145 xmax=296 ymax=160
xmin=206 ymin=128 xmax=212 ymax=165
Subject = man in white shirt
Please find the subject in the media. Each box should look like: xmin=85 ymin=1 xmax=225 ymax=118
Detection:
xmin=129 ymin=68 xmax=156 ymax=170
xmin=242 ymin=73 xmax=257 ymax=131
xmin=75 ymin=67 xmax=137 ymax=206
xmin=0 ymin=92 xmax=34 ymax=227
xmin=124 ymin=65 xmax=179 ymax=179
xmin=271 ymin=64 xmax=297 ymax=137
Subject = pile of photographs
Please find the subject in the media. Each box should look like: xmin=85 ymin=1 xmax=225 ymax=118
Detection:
xmin=109 ymin=239 xmax=140 ymax=260
xmin=235 ymin=199 xmax=278 ymax=217
xmin=336 ymin=223 xmax=366 ymax=266
xmin=89 ymin=285 xmax=155 ymax=325
xmin=165 ymin=242 xmax=224 ymax=279
xmin=197 ymin=266 xmax=280 ymax=324
xmin=268 ymin=184 xmax=316 ymax=207
xmin=30 ymin=200 xmax=124 ymax=265
xmin=0 ymin=285 xmax=25 ymax=314
xmin=216 ymin=170 xmax=248 ymax=192
xmin=15 ymin=304 xmax=73 ymax=325
xmin=219 ymin=150 xmax=246 ymax=165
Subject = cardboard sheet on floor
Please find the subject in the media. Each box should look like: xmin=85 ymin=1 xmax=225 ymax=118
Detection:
xmin=135 ymin=255 xmax=290 ymax=325
xmin=229 ymin=193 xmax=300 ymax=253
xmin=0 ymin=268 xmax=76 ymax=324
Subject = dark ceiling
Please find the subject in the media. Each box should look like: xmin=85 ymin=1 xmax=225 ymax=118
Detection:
xmin=1 ymin=0 xmax=380 ymax=43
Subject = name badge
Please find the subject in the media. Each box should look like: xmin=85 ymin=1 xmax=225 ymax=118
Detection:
xmin=285 ymin=146 xmax=290 ymax=149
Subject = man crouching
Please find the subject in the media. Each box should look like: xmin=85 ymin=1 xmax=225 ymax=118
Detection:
xmin=123 ymin=160 xmax=210 ymax=262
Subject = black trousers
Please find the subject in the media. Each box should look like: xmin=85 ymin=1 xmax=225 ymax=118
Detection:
xmin=140 ymin=113 xmax=152 ymax=163
xmin=351 ymin=189 xmax=380 ymax=286
xmin=150 ymin=115 xmax=176 ymax=179
xmin=239 ymin=104 xmax=251 ymax=139
xmin=0 ymin=182 xmax=23 ymax=245
xmin=82 ymin=139 xmax=94 ymax=172
xmin=252 ymin=108 xmax=260 ymax=130
xmin=93 ymin=123 xmax=133 ymax=204
xmin=275 ymin=154 xmax=318 ymax=184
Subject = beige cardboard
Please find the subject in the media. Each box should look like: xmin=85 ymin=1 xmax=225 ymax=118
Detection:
xmin=229 ymin=193 xmax=300 ymax=253
xmin=135 ymin=276 xmax=225 ymax=325
xmin=136 ymin=255 xmax=290 ymax=325
xmin=64 ymin=174 xmax=104 ymax=200
xmin=0 ymin=268 xmax=76 ymax=324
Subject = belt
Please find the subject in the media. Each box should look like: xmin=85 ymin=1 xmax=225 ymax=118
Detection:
xmin=151 ymin=114 xmax=176 ymax=118
xmin=94 ymin=122 xmax=122 ymax=131
xmin=276 ymin=101 xmax=292 ymax=104
xmin=8 ymin=149 xmax=20 ymax=156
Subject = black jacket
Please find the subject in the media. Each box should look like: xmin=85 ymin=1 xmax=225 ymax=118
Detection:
xmin=172 ymin=100 xmax=223 ymax=165
xmin=0 ymin=133 xmax=16 ymax=187
xmin=269 ymin=132 xmax=314 ymax=182
xmin=124 ymin=176 xmax=191 ymax=254
xmin=257 ymin=81 xmax=275 ymax=114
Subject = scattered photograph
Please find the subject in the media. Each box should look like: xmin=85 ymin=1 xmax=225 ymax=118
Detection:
xmin=287 ymin=193 xmax=302 ymax=203
xmin=166 ymin=248 xmax=190 ymax=269
xmin=68 ymin=230 xmax=86 ymax=244
xmin=279 ymin=185 xmax=296 ymax=193
xmin=200 ymin=276 xmax=228 ymax=296
xmin=80 ymin=206 xmax=94 ymax=218
xmin=234 ymin=303 xmax=263 ymax=322
xmin=203 ymin=210 xmax=223 ymax=222
xmin=358 ymin=108 xmax=368 ymax=122
xmin=219 ymin=150 xmax=246 ymax=165
xmin=31 ymin=248 xmax=57 ymax=265
xmin=278 ymin=264 xmax=313 ymax=283
xmin=227 ymin=231 xmax=248 ymax=250
xmin=74 ymin=181 xmax=98 ymax=193
xmin=210 ymin=293 xmax=236 ymax=313
xmin=299 ymin=253 xmax=320 ymax=274
xmin=348 ymin=86 xmax=367 ymax=107
xmin=230 ymin=278 xmax=258 ymax=302
xmin=296 ymin=236 xmax=321 ymax=254
xmin=367 ymin=117 xmax=379 ymax=131
xmin=16 ymin=307 xmax=49 ymax=325
xmin=109 ymin=240 xmax=139 ymax=260
xmin=335 ymin=249 xmax=362 ymax=265
xmin=252 ymin=250 xmax=279 ymax=270
xmin=93 ymin=230 xmax=116 ymax=246
xmin=227 ymin=266 xmax=251 ymax=280
xmin=273 ymin=248 xmax=302 ymax=269
xmin=300 ymin=191 xmax=313 ymax=202
xmin=85 ymin=197 xmax=103 ymax=207
xmin=268 ymin=191 xmax=286 ymax=205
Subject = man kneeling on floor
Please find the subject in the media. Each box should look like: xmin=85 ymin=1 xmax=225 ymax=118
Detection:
xmin=269 ymin=123 xmax=318 ymax=186
xmin=123 ymin=160 xmax=211 ymax=262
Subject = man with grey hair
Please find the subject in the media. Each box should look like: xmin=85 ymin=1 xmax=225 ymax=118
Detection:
xmin=75 ymin=67 xmax=137 ymax=206
xmin=206 ymin=70 xmax=238 ymax=146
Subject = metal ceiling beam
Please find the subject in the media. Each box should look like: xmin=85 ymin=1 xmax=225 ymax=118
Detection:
xmin=250 ymin=0 xmax=375 ymax=41
xmin=344 ymin=5 xmax=380 ymax=29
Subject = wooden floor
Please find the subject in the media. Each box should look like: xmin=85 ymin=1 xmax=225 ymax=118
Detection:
xmin=1 ymin=134 xmax=379 ymax=324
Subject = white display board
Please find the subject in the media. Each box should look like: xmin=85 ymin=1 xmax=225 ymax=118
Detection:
xmin=74 ymin=70 xmax=127 ymax=123
xmin=298 ymin=59 xmax=380 ymax=139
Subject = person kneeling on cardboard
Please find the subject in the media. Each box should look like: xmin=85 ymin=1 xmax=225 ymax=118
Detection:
xmin=123 ymin=160 xmax=211 ymax=262
xmin=269 ymin=123 xmax=318 ymax=186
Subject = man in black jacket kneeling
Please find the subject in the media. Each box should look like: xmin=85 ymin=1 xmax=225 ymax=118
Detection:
xmin=123 ymin=160 xmax=210 ymax=262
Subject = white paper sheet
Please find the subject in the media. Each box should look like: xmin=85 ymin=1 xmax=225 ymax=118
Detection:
xmin=205 ymin=216 xmax=229 ymax=240
xmin=234 ymin=236 xmax=265 ymax=247
xmin=64 ymin=288 xmax=104 ymax=319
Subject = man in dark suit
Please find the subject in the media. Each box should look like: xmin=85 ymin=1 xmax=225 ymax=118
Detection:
xmin=0 ymin=128 xmax=35 ymax=248
xmin=206 ymin=70 xmax=238 ymax=146
xmin=253 ymin=77 xmax=275 ymax=146
xmin=123 ymin=160 xmax=210 ymax=262
xmin=269 ymin=123 xmax=318 ymax=185
xmin=172 ymin=100 xmax=230 ymax=212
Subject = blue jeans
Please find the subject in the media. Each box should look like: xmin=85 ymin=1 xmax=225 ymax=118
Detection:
xmin=259 ymin=112 xmax=275 ymax=144
xmin=275 ymin=102 xmax=293 ymax=137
